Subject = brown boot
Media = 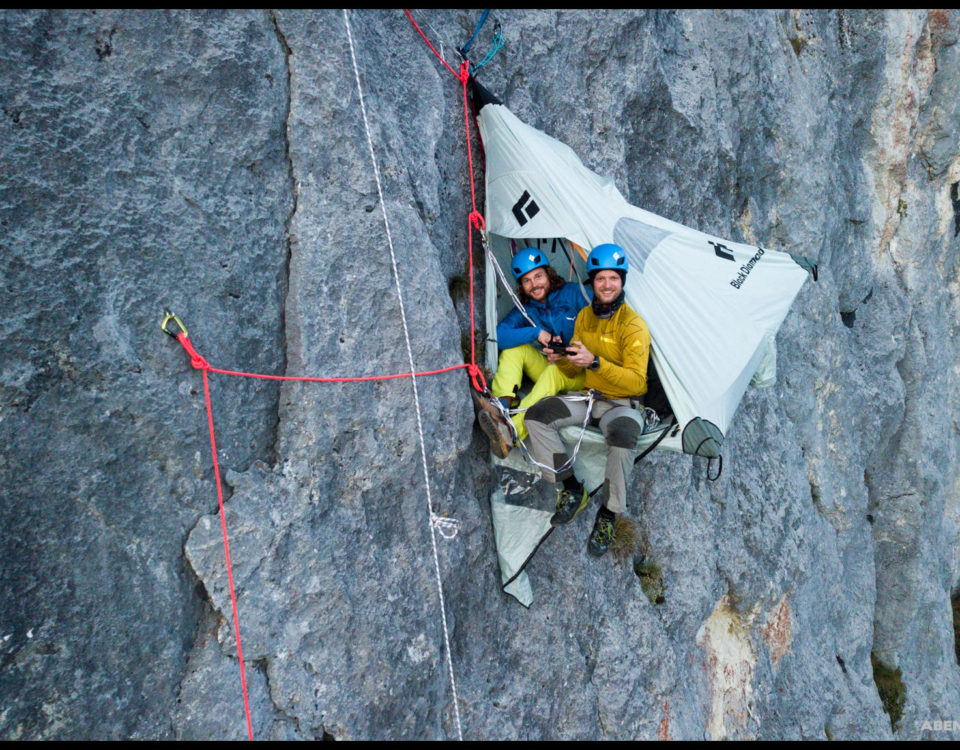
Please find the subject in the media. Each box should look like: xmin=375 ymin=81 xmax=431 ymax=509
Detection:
xmin=478 ymin=410 xmax=514 ymax=459
xmin=471 ymin=389 xmax=506 ymax=421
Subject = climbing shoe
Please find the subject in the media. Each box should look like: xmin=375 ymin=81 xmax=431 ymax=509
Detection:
xmin=478 ymin=409 xmax=513 ymax=459
xmin=587 ymin=506 xmax=616 ymax=557
xmin=471 ymin=389 xmax=507 ymax=422
xmin=550 ymin=484 xmax=589 ymax=526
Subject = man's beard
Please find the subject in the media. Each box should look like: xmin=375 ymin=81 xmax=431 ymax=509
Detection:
xmin=592 ymin=291 xmax=625 ymax=318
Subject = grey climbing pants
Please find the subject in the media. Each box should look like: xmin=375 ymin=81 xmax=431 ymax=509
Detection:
xmin=525 ymin=393 xmax=646 ymax=514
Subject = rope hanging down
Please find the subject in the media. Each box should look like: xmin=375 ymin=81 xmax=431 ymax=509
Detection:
xmin=343 ymin=9 xmax=464 ymax=739
xmin=165 ymin=11 xmax=498 ymax=740
xmin=163 ymin=309 xmax=474 ymax=741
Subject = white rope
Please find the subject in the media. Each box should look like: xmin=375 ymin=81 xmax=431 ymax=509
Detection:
xmin=420 ymin=15 xmax=463 ymax=65
xmin=482 ymin=236 xmax=540 ymax=330
xmin=430 ymin=512 xmax=462 ymax=540
xmin=344 ymin=10 xmax=463 ymax=741
xmin=492 ymin=390 xmax=597 ymax=475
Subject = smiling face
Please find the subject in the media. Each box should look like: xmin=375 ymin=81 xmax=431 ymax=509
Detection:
xmin=591 ymin=269 xmax=623 ymax=305
xmin=520 ymin=266 xmax=550 ymax=302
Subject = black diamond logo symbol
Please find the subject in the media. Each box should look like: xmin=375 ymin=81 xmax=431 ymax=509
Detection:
xmin=512 ymin=191 xmax=540 ymax=227
xmin=709 ymin=241 xmax=735 ymax=262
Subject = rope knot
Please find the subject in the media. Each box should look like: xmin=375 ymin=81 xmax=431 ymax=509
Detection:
xmin=468 ymin=363 xmax=486 ymax=392
xmin=177 ymin=334 xmax=212 ymax=371
xmin=190 ymin=353 xmax=212 ymax=371
xmin=469 ymin=210 xmax=485 ymax=231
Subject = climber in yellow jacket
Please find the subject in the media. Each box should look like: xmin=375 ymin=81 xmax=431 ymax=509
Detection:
xmin=526 ymin=243 xmax=650 ymax=557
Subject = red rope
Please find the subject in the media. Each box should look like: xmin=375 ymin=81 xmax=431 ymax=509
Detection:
xmin=402 ymin=13 xmax=490 ymax=388
xmin=403 ymin=9 xmax=464 ymax=81
xmin=169 ymin=15 xmax=497 ymax=740
xmin=201 ymin=366 xmax=254 ymax=742
xmin=461 ymin=61 xmax=486 ymax=373
xmin=175 ymin=332 xmax=485 ymax=389
xmin=174 ymin=328 xmax=486 ymax=743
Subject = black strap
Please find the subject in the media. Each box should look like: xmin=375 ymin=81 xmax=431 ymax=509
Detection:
xmin=633 ymin=419 xmax=674 ymax=465
xmin=707 ymin=455 xmax=723 ymax=481
xmin=501 ymin=527 xmax=555 ymax=593
xmin=692 ymin=435 xmax=715 ymax=457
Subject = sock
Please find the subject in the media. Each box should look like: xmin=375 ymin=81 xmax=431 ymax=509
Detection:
xmin=597 ymin=505 xmax=616 ymax=520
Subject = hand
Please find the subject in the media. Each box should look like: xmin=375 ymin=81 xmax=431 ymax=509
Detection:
xmin=564 ymin=340 xmax=595 ymax=369
xmin=536 ymin=330 xmax=553 ymax=347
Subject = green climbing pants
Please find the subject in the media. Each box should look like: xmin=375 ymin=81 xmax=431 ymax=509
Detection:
xmin=490 ymin=344 xmax=585 ymax=441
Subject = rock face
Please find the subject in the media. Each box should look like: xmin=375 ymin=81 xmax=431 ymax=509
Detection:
xmin=2 ymin=8 xmax=959 ymax=741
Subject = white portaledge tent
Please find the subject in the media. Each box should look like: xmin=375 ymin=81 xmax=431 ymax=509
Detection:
xmin=471 ymin=80 xmax=817 ymax=606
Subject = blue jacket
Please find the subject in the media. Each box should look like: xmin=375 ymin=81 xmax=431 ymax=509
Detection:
xmin=496 ymin=281 xmax=591 ymax=350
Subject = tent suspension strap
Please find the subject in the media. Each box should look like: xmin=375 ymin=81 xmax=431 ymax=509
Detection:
xmin=458 ymin=9 xmax=489 ymax=54
xmin=344 ymin=10 xmax=463 ymax=740
xmin=469 ymin=20 xmax=503 ymax=76
xmin=455 ymin=10 xmax=503 ymax=77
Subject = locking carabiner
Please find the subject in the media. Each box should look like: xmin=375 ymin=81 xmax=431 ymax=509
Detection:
xmin=161 ymin=311 xmax=188 ymax=338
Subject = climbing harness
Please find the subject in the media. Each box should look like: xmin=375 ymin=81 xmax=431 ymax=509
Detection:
xmin=491 ymin=389 xmax=598 ymax=476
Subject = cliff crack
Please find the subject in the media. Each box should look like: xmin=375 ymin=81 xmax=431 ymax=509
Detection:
xmin=269 ymin=10 xmax=298 ymax=463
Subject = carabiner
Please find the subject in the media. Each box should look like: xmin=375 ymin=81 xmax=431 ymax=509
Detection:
xmin=161 ymin=310 xmax=188 ymax=338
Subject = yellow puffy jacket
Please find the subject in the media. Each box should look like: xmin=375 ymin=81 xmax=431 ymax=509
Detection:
xmin=557 ymin=302 xmax=650 ymax=399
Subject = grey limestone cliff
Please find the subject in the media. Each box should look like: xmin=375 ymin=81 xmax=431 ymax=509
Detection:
xmin=2 ymin=8 xmax=960 ymax=741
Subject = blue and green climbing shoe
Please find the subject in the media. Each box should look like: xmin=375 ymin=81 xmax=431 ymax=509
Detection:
xmin=587 ymin=507 xmax=616 ymax=557
xmin=550 ymin=484 xmax=589 ymax=526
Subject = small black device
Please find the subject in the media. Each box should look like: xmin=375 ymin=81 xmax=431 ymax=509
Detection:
xmin=549 ymin=335 xmax=577 ymax=356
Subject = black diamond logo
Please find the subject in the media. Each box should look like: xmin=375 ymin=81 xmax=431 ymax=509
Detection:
xmin=709 ymin=240 xmax=735 ymax=262
xmin=511 ymin=190 xmax=540 ymax=227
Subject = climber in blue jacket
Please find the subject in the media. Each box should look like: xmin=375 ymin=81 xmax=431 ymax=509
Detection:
xmin=474 ymin=247 xmax=591 ymax=457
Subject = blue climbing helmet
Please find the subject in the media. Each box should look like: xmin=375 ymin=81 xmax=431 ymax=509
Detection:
xmin=511 ymin=247 xmax=550 ymax=281
xmin=586 ymin=243 xmax=628 ymax=280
